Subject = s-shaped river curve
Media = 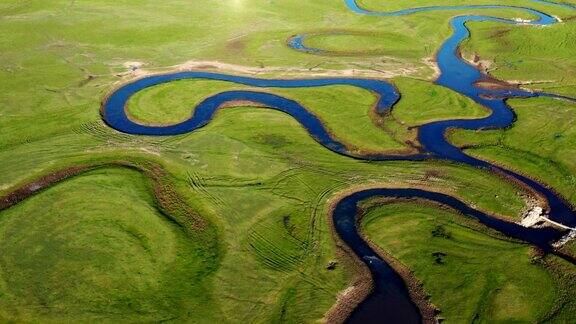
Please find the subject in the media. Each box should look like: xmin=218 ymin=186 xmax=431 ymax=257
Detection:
xmin=101 ymin=1 xmax=576 ymax=323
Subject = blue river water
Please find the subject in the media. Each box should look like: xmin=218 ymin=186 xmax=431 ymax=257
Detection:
xmin=101 ymin=1 xmax=575 ymax=322
xmin=334 ymin=188 xmax=565 ymax=323
xmin=103 ymin=72 xmax=427 ymax=161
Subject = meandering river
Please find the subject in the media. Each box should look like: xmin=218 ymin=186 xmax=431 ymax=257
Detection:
xmin=101 ymin=1 xmax=575 ymax=322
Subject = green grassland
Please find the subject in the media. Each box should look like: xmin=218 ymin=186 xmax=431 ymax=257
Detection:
xmin=0 ymin=0 xmax=575 ymax=322
xmin=449 ymin=97 xmax=576 ymax=205
xmin=0 ymin=167 xmax=221 ymax=322
xmin=462 ymin=11 xmax=576 ymax=97
xmin=126 ymin=77 xmax=489 ymax=154
xmin=359 ymin=0 xmax=576 ymax=11
xmin=448 ymin=2 xmax=576 ymax=211
xmin=361 ymin=201 xmax=576 ymax=323
xmin=0 ymin=105 xmax=536 ymax=322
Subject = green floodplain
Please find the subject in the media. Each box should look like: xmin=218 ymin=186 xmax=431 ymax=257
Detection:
xmin=0 ymin=0 xmax=575 ymax=322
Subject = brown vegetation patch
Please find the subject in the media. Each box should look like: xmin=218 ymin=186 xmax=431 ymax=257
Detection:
xmin=0 ymin=165 xmax=91 ymax=210
xmin=226 ymin=37 xmax=246 ymax=54
xmin=488 ymin=27 xmax=512 ymax=39
xmin=474 ymin=78 xmax=520 ymax=91
xmin=0 ymin=161 xmax=208 ymax=232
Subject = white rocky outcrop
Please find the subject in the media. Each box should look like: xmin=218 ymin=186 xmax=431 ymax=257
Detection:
xmin=520 ymin=206 xmax=544 ymax=227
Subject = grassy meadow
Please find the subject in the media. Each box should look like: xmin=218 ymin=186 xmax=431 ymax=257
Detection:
xmin=462 ymin=10 xmax=576 ymax=97
xmin=360 ymin=200 xmax=576 ymax=323
xmin=0 ymin=167 xmax=221 ymax=322
xmin=0 ymin=0 xmax=574 ymax=322
xmin=126 ymin=77 xmax=490 ymax=154
xmin=449 ymin=97 xmax=576 ymax=205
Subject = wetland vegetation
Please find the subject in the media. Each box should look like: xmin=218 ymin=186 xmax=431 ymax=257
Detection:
xmin=0 ymin=0 xmax=575 ymax=322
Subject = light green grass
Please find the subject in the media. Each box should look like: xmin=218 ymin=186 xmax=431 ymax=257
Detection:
xmin=127 ymin=80 xmax=408 ymax=153
xmin=449 ymin=97 xmax=576 ymax=204
xmin=127 ymin=77 xmax=489 ymax=154
xmin=303 ymin=31 xmax=425 ymax=58
xmin=0 ymin=105 xmax=533 ymax=322
xmin=463 ymin=14 xmax=576 ymax=96
xmin=358 ymin=0 xmax=575 ymax=17
xmin=0 ymin=0 xmax=574 ymax=321
xmin=391 ymin=77 xmax=489 ymax=125
xmin=127 ymin=79 xmax=240 ymax=125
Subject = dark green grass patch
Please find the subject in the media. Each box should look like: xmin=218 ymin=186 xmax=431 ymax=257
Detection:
xmin=360 ymin=201 xmax=572 ymax=323
xmin=0 ymin=167 xmax=221 ymax=322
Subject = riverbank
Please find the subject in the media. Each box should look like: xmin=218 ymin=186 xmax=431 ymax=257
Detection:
xmin=360 ymin=199 xmax=575 ymax=322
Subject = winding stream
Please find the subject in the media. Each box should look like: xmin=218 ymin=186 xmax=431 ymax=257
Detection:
xmin=101 ymin=0 xmax=575 ymax=322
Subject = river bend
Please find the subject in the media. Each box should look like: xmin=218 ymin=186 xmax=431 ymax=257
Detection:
xmin=101 ymin=1 xmax=576 ymax=322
